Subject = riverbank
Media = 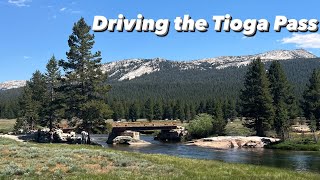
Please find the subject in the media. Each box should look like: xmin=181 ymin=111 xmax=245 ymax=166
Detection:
xmin=0 ymin=137 xmax=319 ymax=179
xmin=267 ymin=139 xmax=320 ymax=151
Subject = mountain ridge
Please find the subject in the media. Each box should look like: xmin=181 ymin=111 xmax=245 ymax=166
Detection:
xmin=102 ymin=49 xmax=316 ymax=81
xmin=0 ymin=49 xmax=317 ymax=90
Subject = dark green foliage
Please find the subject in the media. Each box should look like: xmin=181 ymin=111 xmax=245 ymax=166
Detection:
xmin=144 ymin=98 xmax=154 ymax=121
xmin=43 ymin=55 xmax=62 ymax=130
xmin=302 ymin=69 xmax=320 ymax=142
xmin=212 ymin=100 xmax=226 ymax=135
xmin=223 ymin=99 xmax=237 ymax=121
xmin=268 ymin=61 xmax=296 ymax=139
xmin=58 ymin=17 xmax=112 ymax=132
xmin=111 ymin=100 xmax=124 ymax=121
xmin=153 ymin=101 xmax=163 ymax=120
xmin=16 ymin=71 xmax=47 ymax=130
xmin=16 ymin=85 xmax=39 ymax=130
xmin=302 ymin=69 xmax=320 ymax=123
xmin=240 ymin=58 xmax=274 ymax=136
xmin=128 ymin=102 xmax=139 ymax=122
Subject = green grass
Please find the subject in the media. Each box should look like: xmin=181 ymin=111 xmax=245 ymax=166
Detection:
xmin=0 ymin=138 xmax=319 ymax=179
xmin=268 ymin=133 xmax=320 ymax=151
xmin=0 ymin=119 xmax=16 ymax=134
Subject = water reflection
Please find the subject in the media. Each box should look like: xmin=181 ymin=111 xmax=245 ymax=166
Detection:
xmin=91 ymin=134 xmax=320 ymax=173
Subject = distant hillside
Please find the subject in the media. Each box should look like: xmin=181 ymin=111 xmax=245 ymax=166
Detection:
xmin=107 ymin=58 xmax=320 ymax=102
xmin=1 ymin=49 xmax=319 ymax=104
xmin=102 ymin=49 xmax=316 ymax=82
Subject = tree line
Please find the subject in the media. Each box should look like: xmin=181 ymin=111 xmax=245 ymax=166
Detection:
xmin=240 ymin=58 xmax=319 ymax=141
xmin=108 ymin=98 xmax=237 ymax=122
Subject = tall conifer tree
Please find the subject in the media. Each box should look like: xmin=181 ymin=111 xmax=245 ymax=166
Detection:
xmin=268 ymin=61 xmax=296 ymax=139
xmin=240 ymin=58 xmax=274 ymax=136
xmin=59 ymin=18 xmax=112 ymax=139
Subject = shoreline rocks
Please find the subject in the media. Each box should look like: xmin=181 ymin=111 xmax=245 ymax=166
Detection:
xmin=112 ymin=135 xmax=151 ymax=145
xmin=186 ymin=136 xmax=281 ymax=149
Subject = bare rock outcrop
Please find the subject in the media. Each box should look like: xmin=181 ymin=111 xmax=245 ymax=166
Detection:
xmin=187 ymin=136 xmax=280 ymax=149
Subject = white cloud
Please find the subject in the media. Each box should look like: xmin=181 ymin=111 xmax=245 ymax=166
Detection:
xmin=8 ymin=0 xmax=31 ymax=7
xmin=23 ymin=56 xmax=31 ymax=59
xmin=60 ymin=7 xmax=67 ymax=11
xmin=281 ymin=33 xmax=320 ymax=48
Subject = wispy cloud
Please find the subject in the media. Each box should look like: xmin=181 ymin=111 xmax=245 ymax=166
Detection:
xmin=8 ymin=0 xmax=31 ymax=7
xmin=23 ymin=56 xmax=31 ymax=60
xmin=281 ymin=33 xmax=320 ymax=48
xmin=60 ymin=7 xmax=67 ymax=11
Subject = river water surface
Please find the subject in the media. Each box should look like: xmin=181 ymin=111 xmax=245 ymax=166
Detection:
xmin=91 ymin=134 xmax=320 ymax=173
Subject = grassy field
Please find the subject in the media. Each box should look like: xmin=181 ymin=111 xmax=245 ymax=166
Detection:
xmin=0 ymin=138 xmax=319 ymax=179
xmin=0 ymin=119 xmax=16 ymax=134
xmin=268 ymin=132 xmax=320 ymax=151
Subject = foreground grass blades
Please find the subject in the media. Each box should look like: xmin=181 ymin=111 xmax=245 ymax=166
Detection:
xmin=0 ymin=138 xmax=319 ymax=180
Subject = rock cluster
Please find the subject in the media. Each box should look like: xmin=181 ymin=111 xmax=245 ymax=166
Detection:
xmin=187 ymin=136 xmax=280 ymax=149
xmin=112 ymin=135 xmax=151 ymax=145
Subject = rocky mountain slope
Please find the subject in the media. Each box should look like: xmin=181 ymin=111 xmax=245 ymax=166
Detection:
xmin=0 ymin=80 xmax=26 ymax=90
xmin=0 ymin=49 xmax=317 ymax=90
xmin=102 ymin=49 xmax=316 ymax=81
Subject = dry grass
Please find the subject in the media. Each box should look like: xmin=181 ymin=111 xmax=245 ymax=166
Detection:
xmin=0 ymin=119 xmax=16 ymax=134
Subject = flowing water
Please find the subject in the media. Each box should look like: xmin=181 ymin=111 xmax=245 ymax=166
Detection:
xmin=91 ymin=134 xmax=320 ymax=173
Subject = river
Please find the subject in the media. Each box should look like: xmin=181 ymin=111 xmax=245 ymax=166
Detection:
xmin=91 ymin=134 xmax=320 ymax=173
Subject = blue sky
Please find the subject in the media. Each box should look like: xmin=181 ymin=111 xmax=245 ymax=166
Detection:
xmin=1 ymin=0 xmax=320 ymax=81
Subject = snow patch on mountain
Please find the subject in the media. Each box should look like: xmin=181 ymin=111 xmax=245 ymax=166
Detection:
xmin=0 ymin=80 xmax=26 ymax=90
xmin=119 ymin=61 xmax=160 ymax=81
xmin=103 ymin=49 xmax=317 ymax=81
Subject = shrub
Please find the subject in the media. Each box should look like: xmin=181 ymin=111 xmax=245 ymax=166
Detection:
xmin=187 ymin=114 xmax=214 ymax=138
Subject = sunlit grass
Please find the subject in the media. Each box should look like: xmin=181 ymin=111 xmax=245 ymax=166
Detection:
xmin=0 ymin=119 xmax=16 ymax=134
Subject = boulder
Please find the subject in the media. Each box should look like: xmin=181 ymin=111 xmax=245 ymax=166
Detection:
xmin=113 ymin=136 xmax=151 ymax=145
xmin=187 ymin=136 xmax=281 ymax=149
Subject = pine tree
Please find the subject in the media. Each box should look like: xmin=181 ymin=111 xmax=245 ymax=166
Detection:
xmin=162 ymin=102 xmax=173 ymax=120
xmin=153 ymin=101 xmax=163 ymax=120
xmin=59 ymin=18 xmax=112 ymax=138
xmin=268 ymin=61 xmax=296 ymax=139
xmin=303 ymin=69 xmax=320 ymax=142
xmin=44 ymin=55 xmax=62 ymax=131
xmin=184 ymin=105 xmax=191 ymax=122
xmin=129 ymin=102 xmax=139 ymax=122
xmin=212 ymin=100 xmax=226 ymax=135
xmin=190 ymin=104 xmax=197 ymax=120
xmin=205 ymin=99 xmax=214 ymax=115
xmin=111 ymin=100 xmax=124 ymax=121
xmin=240 ymin=58 xmax=274 ymax=136
xmin=223 ymin=99 xmax=237 ymax=121
xmin=144 ymin=98 xmax=154 ymax=121
xmin=17 ymin=85 xmax=39 ymax=130
xmin=178 ymin=103 xmax=185 ymax=123
xmin=197 ymin=101 xmax=206 ymax=114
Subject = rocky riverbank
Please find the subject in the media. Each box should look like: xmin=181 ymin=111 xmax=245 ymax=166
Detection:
xmin=186 ymin=136 xmax=281 ymax=149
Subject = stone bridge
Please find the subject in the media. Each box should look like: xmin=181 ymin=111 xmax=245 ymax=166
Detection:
xmin=107 ymin=122 xmax=180 ymax=144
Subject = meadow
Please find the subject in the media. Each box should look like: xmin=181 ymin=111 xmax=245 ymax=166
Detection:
xmin=0 ymin=137 xmax=319 ymax=180
xmin=0 ymin=119 xmax=15 ymax=134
